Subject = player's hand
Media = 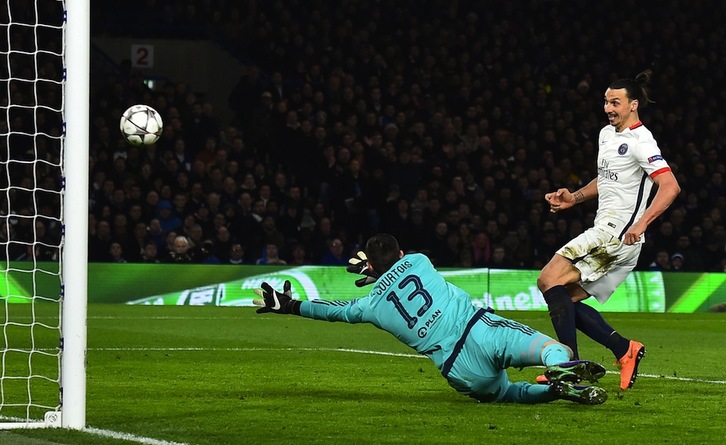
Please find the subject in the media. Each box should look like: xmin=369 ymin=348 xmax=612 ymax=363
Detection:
xmin=622 ymin=223 xmax=645 ymax=245
xmin=253 ymin=280 xmax=301 ymax=315
xmin=346 ymin=251 xmax=379 ymax=287
xmin=545 ymin=188 xmax=574 ymax=213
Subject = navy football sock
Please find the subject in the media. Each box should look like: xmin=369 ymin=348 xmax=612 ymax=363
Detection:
xmin=543 ymin=285 xmax=578 ymax=359
xmin=574 ymin=301 xmax=630 ymax=359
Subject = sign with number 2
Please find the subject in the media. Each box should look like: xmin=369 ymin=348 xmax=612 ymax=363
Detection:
xmin=131 ymin=44 xmax=154 ymax=68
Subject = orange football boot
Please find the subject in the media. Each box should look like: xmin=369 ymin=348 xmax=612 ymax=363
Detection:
xmin=616 ymin=340 xmax=645 ymax=390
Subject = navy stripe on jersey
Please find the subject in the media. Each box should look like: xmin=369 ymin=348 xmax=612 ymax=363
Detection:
xmin=479 ymin=314 xmax=536 ymax=335
xmin=441 ymin=308 xmax=486 ymax=378
xmin=309 ymin=299 xmax=355 ymax=307
xmin=618 ymin=171 xmax=648 ymax=240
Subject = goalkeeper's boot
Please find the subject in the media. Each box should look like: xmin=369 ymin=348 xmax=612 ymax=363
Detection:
xmin=544 ymin=360 xmax=606 ymax=384
xmin=616 ymin=340 xmax=645 ymax=390
xmin=552 ymin=382 xmax=608 ymax=405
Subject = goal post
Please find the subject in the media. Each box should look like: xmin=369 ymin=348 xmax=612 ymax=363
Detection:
xmin=0 ymin=0 xmax=89 ymax=429
xmin=62 ymin=0 xmax=90 ymax=429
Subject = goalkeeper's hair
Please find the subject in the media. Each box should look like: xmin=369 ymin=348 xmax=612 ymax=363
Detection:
xmin=365 ymin=233 xmax=400 ymax=274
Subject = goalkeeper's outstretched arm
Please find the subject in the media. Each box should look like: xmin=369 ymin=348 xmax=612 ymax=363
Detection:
xmin=253 ymin=280 xmax=368 ymax=323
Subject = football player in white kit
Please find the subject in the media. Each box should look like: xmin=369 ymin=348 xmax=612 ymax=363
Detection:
xmin=536 ymin=70 xmax=681 ymax=391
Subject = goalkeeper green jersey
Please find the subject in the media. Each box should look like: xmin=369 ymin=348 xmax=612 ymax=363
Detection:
xmin=299 ymin=253 xmax=479 ymax=370
xmin=298 ymin=252 xmax=581 ymax=404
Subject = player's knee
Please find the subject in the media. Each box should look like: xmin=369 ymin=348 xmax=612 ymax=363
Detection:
xmin=536 ymin=275 xmax=550 ymax=292
xmin=537 ymin=267 xmax=561 ymax=292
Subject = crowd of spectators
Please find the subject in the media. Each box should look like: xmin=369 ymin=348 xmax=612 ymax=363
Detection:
xmin=3 ymin=0 xmax=725 ymax=273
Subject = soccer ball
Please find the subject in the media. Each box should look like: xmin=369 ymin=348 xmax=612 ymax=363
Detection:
xmin=119 ymin=104 xmax=163 ymax=145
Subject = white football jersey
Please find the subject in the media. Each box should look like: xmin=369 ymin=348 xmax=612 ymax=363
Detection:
xmin=594 ymin=121 xmax=671 ymax=241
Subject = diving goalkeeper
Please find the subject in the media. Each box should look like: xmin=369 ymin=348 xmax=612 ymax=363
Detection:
xmin=254 ymin=233 xmax=608 ymax=404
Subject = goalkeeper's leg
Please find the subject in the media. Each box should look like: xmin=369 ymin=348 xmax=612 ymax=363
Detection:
xmin=470 ymin=374 xmax=606 ymax=405
xmin=456 ymin=371 xmax=559 ymax=404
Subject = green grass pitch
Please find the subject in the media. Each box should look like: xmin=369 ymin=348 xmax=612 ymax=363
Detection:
xmin=2 ymin=304 xmax=726 ymax=444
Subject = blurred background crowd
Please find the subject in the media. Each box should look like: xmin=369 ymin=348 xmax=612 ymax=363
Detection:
xmin=2 ymin=0 xmax=725 ymax=272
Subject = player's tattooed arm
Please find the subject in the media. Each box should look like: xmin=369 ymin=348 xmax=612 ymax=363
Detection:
xmin=573 ymin=190 xmax=585 ymax=204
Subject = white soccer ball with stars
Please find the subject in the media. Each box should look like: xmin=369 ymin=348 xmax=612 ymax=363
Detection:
xmin=119 ymin=104 xmax=163 ymax=145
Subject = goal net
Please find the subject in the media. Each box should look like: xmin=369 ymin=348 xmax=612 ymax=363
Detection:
xmin=1 ymin=0 xmax=88 ymax=429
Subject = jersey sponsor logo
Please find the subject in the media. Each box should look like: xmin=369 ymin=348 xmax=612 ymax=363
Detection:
xmin=647 ymin=155 xmax=664 ymax=163
xmin=597 ymin=159 xmax=619 ymax=181
xmin=416 ymin=308 xmax=442 ymax=338
xmin=618 ymin=144 xmax=628 ymax=155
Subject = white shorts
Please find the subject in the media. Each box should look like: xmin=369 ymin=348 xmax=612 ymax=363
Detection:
xmin=556 ymin=226 xmax=641 ymax=304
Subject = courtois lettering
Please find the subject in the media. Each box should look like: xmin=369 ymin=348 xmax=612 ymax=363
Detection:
xmin=373 ymin=260 xmax=413 ymax=296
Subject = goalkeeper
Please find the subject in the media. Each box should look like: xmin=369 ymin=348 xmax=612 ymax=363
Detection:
xmin=254 ymin=233 xmax=608 ymax=405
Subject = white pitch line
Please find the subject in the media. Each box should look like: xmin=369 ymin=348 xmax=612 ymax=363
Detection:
xmin=84 ymin=427 xmax=190 ymax=445
xmin=86 ymin=346 xmax=726 ymax=385
xmin=0 ymin=416 xmax=188 ymax=445
xmin=89 ymin=346 xmax=426 ymax=359
xmin=621 ymin=372 xmax=726 ymax=385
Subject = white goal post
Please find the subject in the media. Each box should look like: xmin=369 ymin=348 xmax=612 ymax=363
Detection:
xmin=0 ymin=0 xmax=88 ymax=429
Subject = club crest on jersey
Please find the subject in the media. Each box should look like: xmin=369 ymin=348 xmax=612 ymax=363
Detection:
xmin=648 ymin=155 xmax=664 ymax=163
xmin=618 ymin=144 xmax=628 ymax=155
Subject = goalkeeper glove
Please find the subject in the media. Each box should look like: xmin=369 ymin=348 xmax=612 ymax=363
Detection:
xmin=346 ymin=251 xmax=379 ymax=287
xmin=253 ymin=280 xmax=301 ymax=315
